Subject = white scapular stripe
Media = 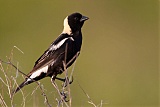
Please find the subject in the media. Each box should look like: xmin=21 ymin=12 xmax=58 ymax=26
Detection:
xmin=52 ymin=38 xmax=68 ymax=50
xmin=62 ymin=16 xmax=72 ymax=35
xmin=27 ymin=65 xmax=48 ymax=82
xmin=50 ymin=37 xmax=74 ymax=51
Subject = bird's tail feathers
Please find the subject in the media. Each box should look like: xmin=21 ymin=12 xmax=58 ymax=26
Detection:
xmin=13 ymin=80 xmax=29 ymax=94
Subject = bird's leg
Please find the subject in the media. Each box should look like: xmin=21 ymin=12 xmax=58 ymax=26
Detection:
xmin=55 ymin=76 xmax=73 ymax=87
xmin=55 ymin=77 xmax=65 ymax=82
xmin=51 ymin=75 xmax=56 ymax=83
xmin=51 ymin=75 xmax=69 ymax=102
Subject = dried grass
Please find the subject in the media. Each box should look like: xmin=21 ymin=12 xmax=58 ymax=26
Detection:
xmin=0 ymin=46 xmax=104 ymax=107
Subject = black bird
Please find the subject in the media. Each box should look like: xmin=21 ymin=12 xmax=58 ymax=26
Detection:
xmin=14 ymin=12 xmax=89 ymax=93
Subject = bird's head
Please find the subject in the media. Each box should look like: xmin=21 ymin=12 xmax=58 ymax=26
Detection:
xmin=63 ymin=12 xmax=89 ymax=35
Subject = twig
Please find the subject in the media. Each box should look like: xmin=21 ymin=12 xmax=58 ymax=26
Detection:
xmin=0 ymin=63 xmax=8 ymax=87
xmin=37 ymin=83 xmax=52 ymax=107
xmin=0 ymin=93 xmax=7 ymax=107
xmin=62 ymin=61 xmax=71 ymax=107
xmin=76 ymin=79 xmax=97 ymax=107
xmin=66 ymin=52 xmax=79 ymax=67
xmin=12 ymin=76 xmax=26 ymax=107
xmin=0 ymin=59 xmax=52 ymax=107
xmin=13 ymin=46 xmax=24 ymax=54
xmin=0 ymin=60 xmax=13 ymax=106
xmin=99 ymin=100 xmax=103 ymax=107
xmin=0 ymin=46 xmax=23 ymax=107
xmin=31 ymin=85 xmax=40 ymax=96
xmin=51 ymin=76 xmax=69 ymax=107
xmin=0 ymin=45 xmax=84 ymax=107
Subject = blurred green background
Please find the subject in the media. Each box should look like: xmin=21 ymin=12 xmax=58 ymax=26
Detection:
xmin=0 ymin=0 xmax=159 ymax=107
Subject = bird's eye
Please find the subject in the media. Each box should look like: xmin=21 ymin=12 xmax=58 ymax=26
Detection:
xmin=74 ymin=17 xmax=79 ymax=21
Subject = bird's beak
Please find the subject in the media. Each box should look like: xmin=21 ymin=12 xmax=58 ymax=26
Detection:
xmin=80 ymin=15 xmax=89 ymax=22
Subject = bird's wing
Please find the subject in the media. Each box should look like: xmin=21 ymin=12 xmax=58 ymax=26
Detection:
xmin=27 ymin=33 xmax=74 ymax=76
xmin=14 ymin=34 xmax=75 ymax=93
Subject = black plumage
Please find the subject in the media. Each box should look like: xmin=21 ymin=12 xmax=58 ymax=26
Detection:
xmin=14 ymin=12 xmax=89 ymax=93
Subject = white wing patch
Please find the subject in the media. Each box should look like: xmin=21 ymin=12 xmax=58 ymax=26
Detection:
xmin=50 ymin=37 xmax=74 ymax=51
xmin=26 ymin=65 xmax=48 ymax=82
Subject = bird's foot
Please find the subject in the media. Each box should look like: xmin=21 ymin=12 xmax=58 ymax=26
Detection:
xmin=62 ymin=76 xmax=73 ymax=87
xmin=60 ymin=91 xmax=69 ymax=102
xmin=55 ymin=76 xmax=73 ymax=87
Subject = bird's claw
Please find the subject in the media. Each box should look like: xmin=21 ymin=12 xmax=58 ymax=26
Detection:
xmin=69 ymin=76 xmax=73 ymax=84
xmin=62 ymin=76 xmax=73 ymax=87
xmin=55 ymin=76 xmax=73 ymax=87
xmin=60 ymin=91 xmax=69 ymax=102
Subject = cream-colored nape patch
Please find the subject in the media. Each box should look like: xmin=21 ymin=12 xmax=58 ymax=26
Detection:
xmin=62 ymin=16 xmax=72 ymax=35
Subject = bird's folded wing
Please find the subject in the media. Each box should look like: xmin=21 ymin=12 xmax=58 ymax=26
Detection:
xmin=27 ymin=34 xmax=74 ymax=76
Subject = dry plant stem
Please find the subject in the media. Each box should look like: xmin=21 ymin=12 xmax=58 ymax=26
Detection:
xmin=62 ymin=61 xmax=71 ymax=107
xmin=0 ymin=46 xmax=79 ymax=107
xmin=12 ymin=77 xmax=26 ymax=107
xmin=31 ymin=85 xmax=40 ymax=95
xmin=100 ymin=100 xmax=103 ymax=107
xmin=0 ymin=46 xmax=52 ymax=107
xmin=66 ymin=60 xmax=77 ymax=107
xmin=0 ymin=64 xmax=8 ymax=87
xmin=61 ymin=45 xmax=79 ymax=107
xmin=69 ymin=60 xmax=76 ymax=85
xmin=96 ymin=100 xmax=107 ymax=107
xmin=88 ymin=101 xmax=97 ymax=107
xmin=12 ymin=46 xmax=24 ymax=54
xmin=0 ymin=61 xmax=14 ymax=107
xmin=50 ymin=51 xmax=79 ymax=107
xmin=0 ymin=60 xmax=52 ymax=107
xmin=0 ymin=60 xmax=29 ymax=80
xmin=51 ymin=76 xmax=69 ymax=107
xmin=66 ymin=52 xmax=79 ymax=67
xmin=0 ymin=93 xmax=7 ymax=107
xmin=37 ymin=83 xmax=52 ymax=107
xmin=0 ymin=46 xmax=16 ymax=107
xmin=56 ymin=98 xmax=62 ymax=107
xmin=76 ymin=80 xmax=97 ymax=107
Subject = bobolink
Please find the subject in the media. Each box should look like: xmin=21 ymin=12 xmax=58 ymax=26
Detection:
xmin=14 ymin=12 xmax=89 ymax=93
